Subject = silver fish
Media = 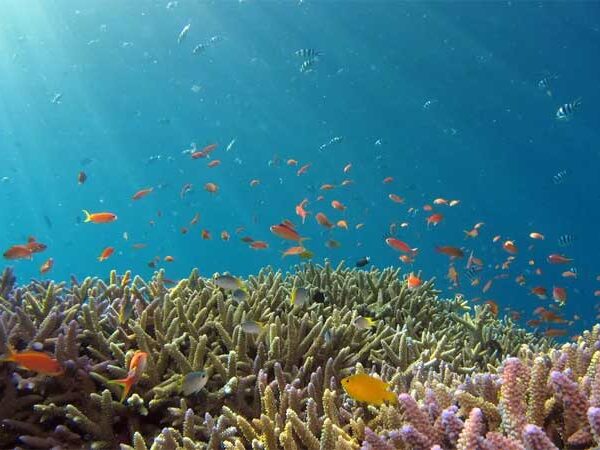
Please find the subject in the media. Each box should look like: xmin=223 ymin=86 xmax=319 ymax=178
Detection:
xmin=214 ymin=275 xmax=245 ymax=291
xmin=240 ymin=320 xmax=264 ymax=335
xmin=290 ymin=287 xmax=309 ymax=306
xmin=556 ymin=98 xmax=582 ymax=121
xmin=182 ymin=370 xmax=208 ymax=396
xmin=177 ymin=23 xmax=191 ymax=44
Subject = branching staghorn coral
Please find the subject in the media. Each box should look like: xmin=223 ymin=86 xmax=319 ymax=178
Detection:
xmin=0 ymin=262 xmax=589 ymax=450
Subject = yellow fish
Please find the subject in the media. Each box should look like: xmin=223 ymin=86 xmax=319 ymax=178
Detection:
xmin=341 ymin=373 xmax=396 ymax=406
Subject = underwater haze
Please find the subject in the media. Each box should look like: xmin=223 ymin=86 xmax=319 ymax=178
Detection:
xmin=1 ymin=0 xmax=599 ymax=337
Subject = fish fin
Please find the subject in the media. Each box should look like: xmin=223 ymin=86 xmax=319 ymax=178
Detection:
xmin=107 ymin=376 xmax=133 ymax=402
xmin=385 ymin=391 xmax=397 ymax=405
xmin=82 ymin=210 xmax=91 ymax=222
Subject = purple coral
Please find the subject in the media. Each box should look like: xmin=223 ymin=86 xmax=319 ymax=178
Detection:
xmin=588 ymin=407 xmax=600 ymax=445
xmin=521 ymin=424 xmax=559 ymax=450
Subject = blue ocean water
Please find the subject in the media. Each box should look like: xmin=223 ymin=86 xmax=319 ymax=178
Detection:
xmin=0 ymin=1 xmax=598 ymax=336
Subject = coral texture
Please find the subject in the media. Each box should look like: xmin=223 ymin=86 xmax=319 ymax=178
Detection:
xmin=0 ymin=263 xmax=595 ymax=450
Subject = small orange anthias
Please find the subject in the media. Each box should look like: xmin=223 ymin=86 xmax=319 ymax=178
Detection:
xmin=0 ymin=346 xmax=64 ymax=376
xmin=108 ymin=350 xmax=148 ymax=402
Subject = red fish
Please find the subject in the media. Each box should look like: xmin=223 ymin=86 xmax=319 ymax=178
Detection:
xmin=250 ymin=241 xmax=269 ymax=250
xmin=530 ymin=286 xmax=547 ymax=300
xmin=435 ymin=246 xmax=464 ymax=258
xmin=297 ymin=163 xmax=311 ymax=176
xmin=315 ymin=212 xmax=334 ymax=229
xmin=386 ymin=238 xmax=416 ymax=254
xmin=271 ymin=222 xmax=303 ymax=242
xmin=426 ymin=213 xmax=444 ymax=227
xmin=552 ymin=286 xmax=567 ymax=304
xmin=547 ymin=254 xmax=573 ymax=264
xmin=98 ymin=247 xmax=115 ymax=262
xmin=204 ymin=182 xmax=219 ymax=193
xmin=3 ymin=245 xmax=33 ymax=260
xmin=503 ymin=240 xmax=518 ymax=254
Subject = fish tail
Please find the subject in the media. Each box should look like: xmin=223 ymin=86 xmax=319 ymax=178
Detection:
xmin=107 ymin=376 xmax=134 ymax=402
xmin=299 ymin=237 xmax=311 ymax=243
xmin=82 ymin=210 xmax=91 ymax=222
xmin=0 ymin=345 xmax=15 ymax=363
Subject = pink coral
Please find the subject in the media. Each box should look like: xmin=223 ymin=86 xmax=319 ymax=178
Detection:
xmin=456 ymin=407 xmax=485 ymax=450
xmin=499 ymin=357 xmax=529 ymax=440
xmin=550 ymin=370 xmax=589 ymax=436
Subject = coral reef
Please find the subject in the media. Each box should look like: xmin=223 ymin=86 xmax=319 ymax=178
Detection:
xmin=0 ymin=262 xmax=595 ymax=449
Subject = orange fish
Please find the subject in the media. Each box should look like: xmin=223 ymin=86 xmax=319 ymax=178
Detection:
xmin=40 ymin=257 xmax=54 ymax=274
xmin=282 ymin=246 xmax=306 ymax=257
xmin=544 ymin=328 xmax=567 ymax=338
xmin=240 ymin=236 xmax=254 ymax=244
xmin=77 ymin=171 xmax=87 ymax=184
xmin=407 ymin=273 xmax=422 ymax=289
xmin=204 ymin=182 xmax=219 ymax=193
xmin=287 ymin=159 xmax=298 ymax=166
xmin=295 ymin=199 xmax=310 ymax=224
xmin=1 ymin=346 xmax=63 ymax=376
xmin=320 ymin=184 xmax=335 ymax=191
xmin=250 ymin=241 xmax=269 ymax=250
xmin=399 ymin=255 xmax=414 ymax=264
xmin=561 ymin=270 xmax=577 ymax=279
xmin=547 ymin=254 xmax=573 ymax=264
xmin=98 ymin=247 xmax=115 ymax=262
xmin=108 ymin=350 xmax=148 ymax=402
xmin=433 ymin=198 xmax=448 ymax=205
xmin=297 ymin=163 xmax=311 ymax=176
xmin=164 ymin=255 xmax=174 ymax=262
xmin=315 ymin=212 xmax=334 ymax=229
xmin=207 ymin=160 xmax=221 ymax=168
xmin=435 ymin=246 xmax=464 ymax=258
xmin=388 ymin=194 xmax=404 ymax=203
xmin=386 ymin=238 xmax=416 ymax=254
xmin=220 ymin=231 xmax=230 ymax=241
xmin=201 ymin=229 xmax=211 ymax=240
xmin=484 ymin=300 xmax=499 ymax=316
xmin=482 ymin=279 xmax=493 ymax=293
xmin=382 ymin=176 xmax=394 ymax=184
xmin=191 ymin=150 xmax=207 ymax=159
xmin=83 ymin=210 xmax=117 ymax=223
xmin=530 ymin=286 xmax=547 ymax=299
xmin=529 ymin=232 xmax=545 ymax=240
xmin=337 ymin=220 xmax=348 ymax=229
xmin=271 ymin=222 xmax=303 ymax=242
xmin=464 ymin=228 xmax=478 ymax=238
xmin=503 ymin=240 xmax=518 ymax=254
xmin=3 ymin=245 xmax=33 ymax=260
xmin=447 ymin=266 xmax=459 ymax=287
xmin=132 ymin=188 xmax=153 ymax=200
xmin=331 ymin=200 xmax=346 ymax=211
xmin=201 ymin=143 xmax=218 ymax=155
xmin=426 ymin=213 xmax=443 ymax=227
xmin=423 ymin=204 xmax=433 ymax=212
xmin=190 ymin=212 xmax=200 ymax=226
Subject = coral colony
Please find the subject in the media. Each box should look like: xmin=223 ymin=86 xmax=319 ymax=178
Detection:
xmin=0 ymin=263 xmax=599 ymax=449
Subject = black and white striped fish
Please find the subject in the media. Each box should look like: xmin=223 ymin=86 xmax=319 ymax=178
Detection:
xmin=299 ymin=58 xmax=317 ymax=73
xmin=557 ymin=234 xmax=576 ymax=247
xmin=552 ymin=170 xmax=567 ymax=184
xmin=556 ymin=98 xmax=582 ymax=121
xmin=295 ymin=49 xmax=321 ymax=59
xmin=538 ymin=74 xmax=558 ymax=96
xmin=464 ymin=266 xmax=483 ymax=282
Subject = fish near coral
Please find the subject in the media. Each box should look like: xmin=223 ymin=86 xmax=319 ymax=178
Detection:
xmin=0 ymin=346 xmax=63 ymax=376
xmin=182 ymin=370 xmax=209 ymax=396
xmin=341 ymin=373 xmax=397 ymax=406
xmin=108 ymin=350 xmax=148 ymax=402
